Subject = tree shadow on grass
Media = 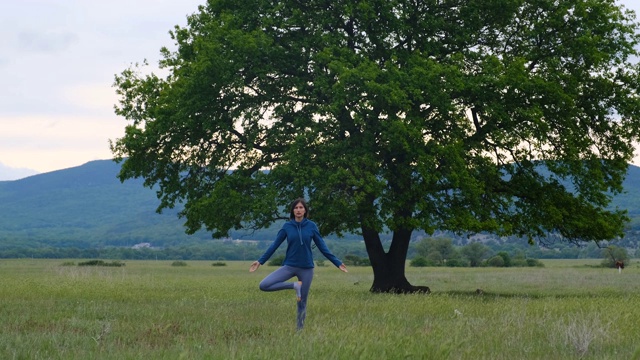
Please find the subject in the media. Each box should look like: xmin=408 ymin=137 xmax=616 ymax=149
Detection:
xmin=436 ymin=289 xmax=610 ymax=300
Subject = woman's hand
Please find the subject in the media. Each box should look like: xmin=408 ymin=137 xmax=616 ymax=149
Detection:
xmin=339 ymin=264 xmax=348 ymax=273
xmin=249 ymin=261 xmax=261 ymax=272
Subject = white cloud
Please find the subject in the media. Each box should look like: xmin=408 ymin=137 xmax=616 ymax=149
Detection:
xmin=0 ymin=0 xmax=639 ymax=175
xmin=0 ymin=0 xmax=201 ymax=173
xmin=16 ymin=31 xmax=78 ymax=53
xmin=0 ymin=114 xmax=125 ymax=172
xmin=62 ymin=83 xmax=119 ymax=113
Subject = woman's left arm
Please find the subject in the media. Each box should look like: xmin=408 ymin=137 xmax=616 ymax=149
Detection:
xmin=311 ymin=223 xmax=344 ymax=269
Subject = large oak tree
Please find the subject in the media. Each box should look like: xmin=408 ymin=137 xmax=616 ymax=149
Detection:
xmin=112 ymin=0 xmax=640 ymax=292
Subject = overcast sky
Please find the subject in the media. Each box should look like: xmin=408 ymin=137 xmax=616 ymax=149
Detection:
xmin=1 ymin=1 xmax=639 ymax=180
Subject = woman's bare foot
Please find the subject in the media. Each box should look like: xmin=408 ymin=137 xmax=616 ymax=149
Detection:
xmin=293 ymin=281 xmax=302 ymax=302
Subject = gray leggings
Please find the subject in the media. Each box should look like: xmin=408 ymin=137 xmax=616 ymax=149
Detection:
xmin=259 ymin=265 xmax=314 ymax=329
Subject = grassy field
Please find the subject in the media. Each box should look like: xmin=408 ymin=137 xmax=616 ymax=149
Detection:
xmin=0 ymin=259 xmax=639 ymax=359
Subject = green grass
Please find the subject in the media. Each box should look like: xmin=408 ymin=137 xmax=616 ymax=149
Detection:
xmin=1 ymin=259 xmax=639 ymax=359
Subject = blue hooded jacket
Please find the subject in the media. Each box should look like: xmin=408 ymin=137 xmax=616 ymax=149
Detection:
xmin=258 ymin=218 xmax=342 ymax=268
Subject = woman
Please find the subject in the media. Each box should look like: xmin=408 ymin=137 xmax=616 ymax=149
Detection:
xmin=249 ymin=198 xmax=348 ymax=330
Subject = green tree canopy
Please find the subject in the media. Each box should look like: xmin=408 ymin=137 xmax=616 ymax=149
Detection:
xmin=461 ymin=242 xmax=491 ymax=267
xmin=415 ymin=237 xmax=458 ymax=261
xmin=112 ymin=0 xmax=640 ymax=292
xmin=601 ymin=245 xmax=629 ymax=268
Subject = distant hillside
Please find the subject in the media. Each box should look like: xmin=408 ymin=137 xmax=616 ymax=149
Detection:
xmin=608 ymin=165 xmax=640 ymax=230
xmin=0 ymin=160 xmax=638 ymax=250
xmin=0 ymin=162 xmax=39 ymax=181
xmin=0 ymin=160 xmax=277 ymax=250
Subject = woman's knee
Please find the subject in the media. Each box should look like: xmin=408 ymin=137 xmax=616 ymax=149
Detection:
xmin=259 ymin=280 xmax=270 ymax=291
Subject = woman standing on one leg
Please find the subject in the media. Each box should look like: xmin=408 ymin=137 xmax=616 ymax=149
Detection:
xmin=249 ymin=198 xmax=348 ymax=330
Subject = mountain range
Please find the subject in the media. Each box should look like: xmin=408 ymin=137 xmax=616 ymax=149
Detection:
xmin=0 ymin=162 xmax=39 ymax=181
xmin=0 ymin=159 xmax=639 ymax=250
xmin=0 ymin=160 xmax=215 ymax=249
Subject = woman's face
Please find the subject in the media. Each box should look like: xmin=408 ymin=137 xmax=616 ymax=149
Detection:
xmin=293 ymin=202 xmax=306 ymax=220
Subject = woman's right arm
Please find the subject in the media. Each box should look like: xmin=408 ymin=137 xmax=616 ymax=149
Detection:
xmin=249 ymin=261 xmax=261 ymax=272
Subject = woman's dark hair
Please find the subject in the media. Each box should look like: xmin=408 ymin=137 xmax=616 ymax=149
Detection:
xmin=289 ymin=198 xmax=309 ymax=219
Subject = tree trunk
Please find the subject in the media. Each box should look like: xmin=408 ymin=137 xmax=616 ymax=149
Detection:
xmin=362 ymin=226 xmax=430 ymax=294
